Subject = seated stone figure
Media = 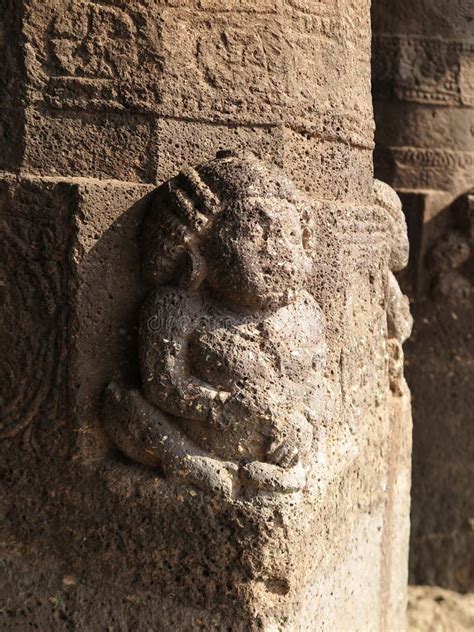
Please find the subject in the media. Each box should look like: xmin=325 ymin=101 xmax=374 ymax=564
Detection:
xmin=103 ymin=152 xmax=326 ymax=497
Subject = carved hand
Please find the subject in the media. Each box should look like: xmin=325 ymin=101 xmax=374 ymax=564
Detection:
xmin=140 ymin=288 xmax=232 ymax=421
xmin=265 ymin=413 xmax=313 ymax=469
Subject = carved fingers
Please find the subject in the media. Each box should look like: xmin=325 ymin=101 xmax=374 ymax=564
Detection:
xmin=266 ymin=438 xmax=299 ymax=469
xmin=102 ymin=382 xmax=239 ymax=497
xmin=176 ymin=456 xmax=238 ymax=499
xmin=265 ymin=413 xmax=313 ymax=469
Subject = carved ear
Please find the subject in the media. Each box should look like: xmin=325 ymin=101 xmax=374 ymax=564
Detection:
xmin=179 ymin=247 xmax=207 ymax=291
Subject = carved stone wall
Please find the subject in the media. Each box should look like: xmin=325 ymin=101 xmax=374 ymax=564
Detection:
xmin=372 ymin=0 xmax=474 ymax=592
xmin=1 ymin=1 xmax=412 ymax=629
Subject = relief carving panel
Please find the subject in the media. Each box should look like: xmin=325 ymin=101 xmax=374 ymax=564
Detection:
xmin=101 ymin=153 xmax=412 ymax=502
xmin=0 ymin=178 xmax=71 ymax=440
xmin=102 ymin=153 xmax=326 ymax=496
xmin=373 ymin=35 xmax=474 ymax=107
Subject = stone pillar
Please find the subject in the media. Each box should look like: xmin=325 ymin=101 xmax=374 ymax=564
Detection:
xmin=1 ymin=1 xmax=411 ymax=629
xmin=372 ymin=0 xmax=474 ymax=591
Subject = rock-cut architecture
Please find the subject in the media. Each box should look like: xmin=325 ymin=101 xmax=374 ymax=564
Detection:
xmin=372 ymin=0 xmax=474 ymax=593
xmin=1 ymin=1 xmax=412 ymax=629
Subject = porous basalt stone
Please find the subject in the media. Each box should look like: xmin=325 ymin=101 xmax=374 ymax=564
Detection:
xmin=1 ymin=1 xmax=412 ymax=629
xmin=6 ymin=0 xmax=375 ymax=202
xmin=0 ymin=163 xmax=412 ymax=631
xmin=103 ymin=154 xmax=325 ymax=497
xmin=372 ymin=0 xmax=474 ymax=592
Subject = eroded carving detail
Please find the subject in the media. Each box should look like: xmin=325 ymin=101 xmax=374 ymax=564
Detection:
xmin=0 ymin=179 xmax=70 ymax=439
xmin=378 ymin=146 xmax=474 ymax=193
xmin=388 ymin=147 xmax=474 ymax=172
xmin=373 ymin=35 xmax=474 ymax=106
xmin=374 ymin=179 xmax=413 ymax=396
xmin=427 ymin=189 xmax=474 ymax=304
xmin=34 ymin=1 xmax=373 ymax=153
xmin=103 ymin=153 xmax=325 ymax=496
xmin=43 ymin=0 xmax=162 ymax=112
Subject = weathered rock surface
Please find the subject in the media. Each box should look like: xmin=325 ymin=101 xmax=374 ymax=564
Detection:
xmin=372 ymin=0 xmax=474 ymax=593
xmin=0 ymin=168 xmax=412 ymax=631
xmin=1 ymin=1 xmax=412 ymax=629
xmin=408 ymin=586 xmax=474 ymax=632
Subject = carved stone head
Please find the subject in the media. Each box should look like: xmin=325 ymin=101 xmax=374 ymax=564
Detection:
xmin=141 ymin=152 xmax=313 ymax=310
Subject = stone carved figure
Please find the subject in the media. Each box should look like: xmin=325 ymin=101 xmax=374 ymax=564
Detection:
xmin=103 ymin=152 xmax=326 ymax=497
xmin=427 ymin=188 xmax=473 ymax=304
xmin=374 ymin=179 xmax=413 ymax=396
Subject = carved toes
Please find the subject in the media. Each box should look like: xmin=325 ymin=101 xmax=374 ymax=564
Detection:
xmin=240 ymin=461 xmax=306 ymax=494
xmin=176 ymin=456 xmax=238 ymax=499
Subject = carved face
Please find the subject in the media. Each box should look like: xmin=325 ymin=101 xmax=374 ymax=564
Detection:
xmin=204 ymin=196 xmax=312 ymax=310
xmin=141 ymin=155 xmax=315 ymax=305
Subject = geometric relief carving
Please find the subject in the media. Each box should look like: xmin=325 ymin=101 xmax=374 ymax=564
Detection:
xmin=36 ymin=1 xmax=372 ymax=155
xmin=44 ymin=0 xmax=162 ymax=111
xmin=388 ymin=148 xmax=474 ymax=171
xmin=51 ymin=2 xmax=138 ymax=79
xmin=373 ymin=35 xmax=474 ymax=107
xmin=103 ymin=153 xmax=326 ymax=496
xmin=0 ymin=179 xmax=70 ymax=439
xmin=382 ymin=147 xmax=474 ymax=193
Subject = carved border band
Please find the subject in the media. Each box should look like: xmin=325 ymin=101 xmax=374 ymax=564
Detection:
xmin=373 ymin=35 xmax=474 ymax=107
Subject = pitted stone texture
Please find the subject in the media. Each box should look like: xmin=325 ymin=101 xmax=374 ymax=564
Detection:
xmin=0 ymin=1 xmax=25 ymax=170
xmin=0 ymin=176 xmax=71 ymax=440
xmin=3 ymin=0 xmax=374 ymax=203
xmin=103 ymin=155 xmax=326 ymax=496
xmin=69 ymin=179 xmax=154 ymax=463
xmin=0 ymin=166 xmax=412 ymax=630
xmin=1 ymin=0 xmax=413 ymax=629
xmin=0 ymin=174 xmax=153 ymax=451
xmin=405 ymin=190 xmax=474 ymax=593
xmin=23 ymin=107 xmax=159 ymax=183
xmin=372 ymin=0 xmax=474 ymax=592
xmin=374 ymin=106 xmax=474 ymax=195
xmin=372 ymin=1 xmax=474 ymax=199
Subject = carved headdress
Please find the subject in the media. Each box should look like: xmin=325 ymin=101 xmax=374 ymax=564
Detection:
xmin=141 ymin=151 xmax=310 ymax=290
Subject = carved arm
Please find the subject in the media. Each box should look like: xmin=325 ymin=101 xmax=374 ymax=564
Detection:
xmin=139 ymin=287 xmax=229 ymax=421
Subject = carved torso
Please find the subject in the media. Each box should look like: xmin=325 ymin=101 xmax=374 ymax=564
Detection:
xmin=140 ymin=286 xmax=324 ymax=463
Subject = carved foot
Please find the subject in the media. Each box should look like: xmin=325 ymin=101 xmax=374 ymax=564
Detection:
xmin=239 ymin=461 xmax=307 ymax=494
xmin=103 ymin=382 xmax=238 ymax=498
xmin=175 ymin=455 xmax=238 ymax=499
